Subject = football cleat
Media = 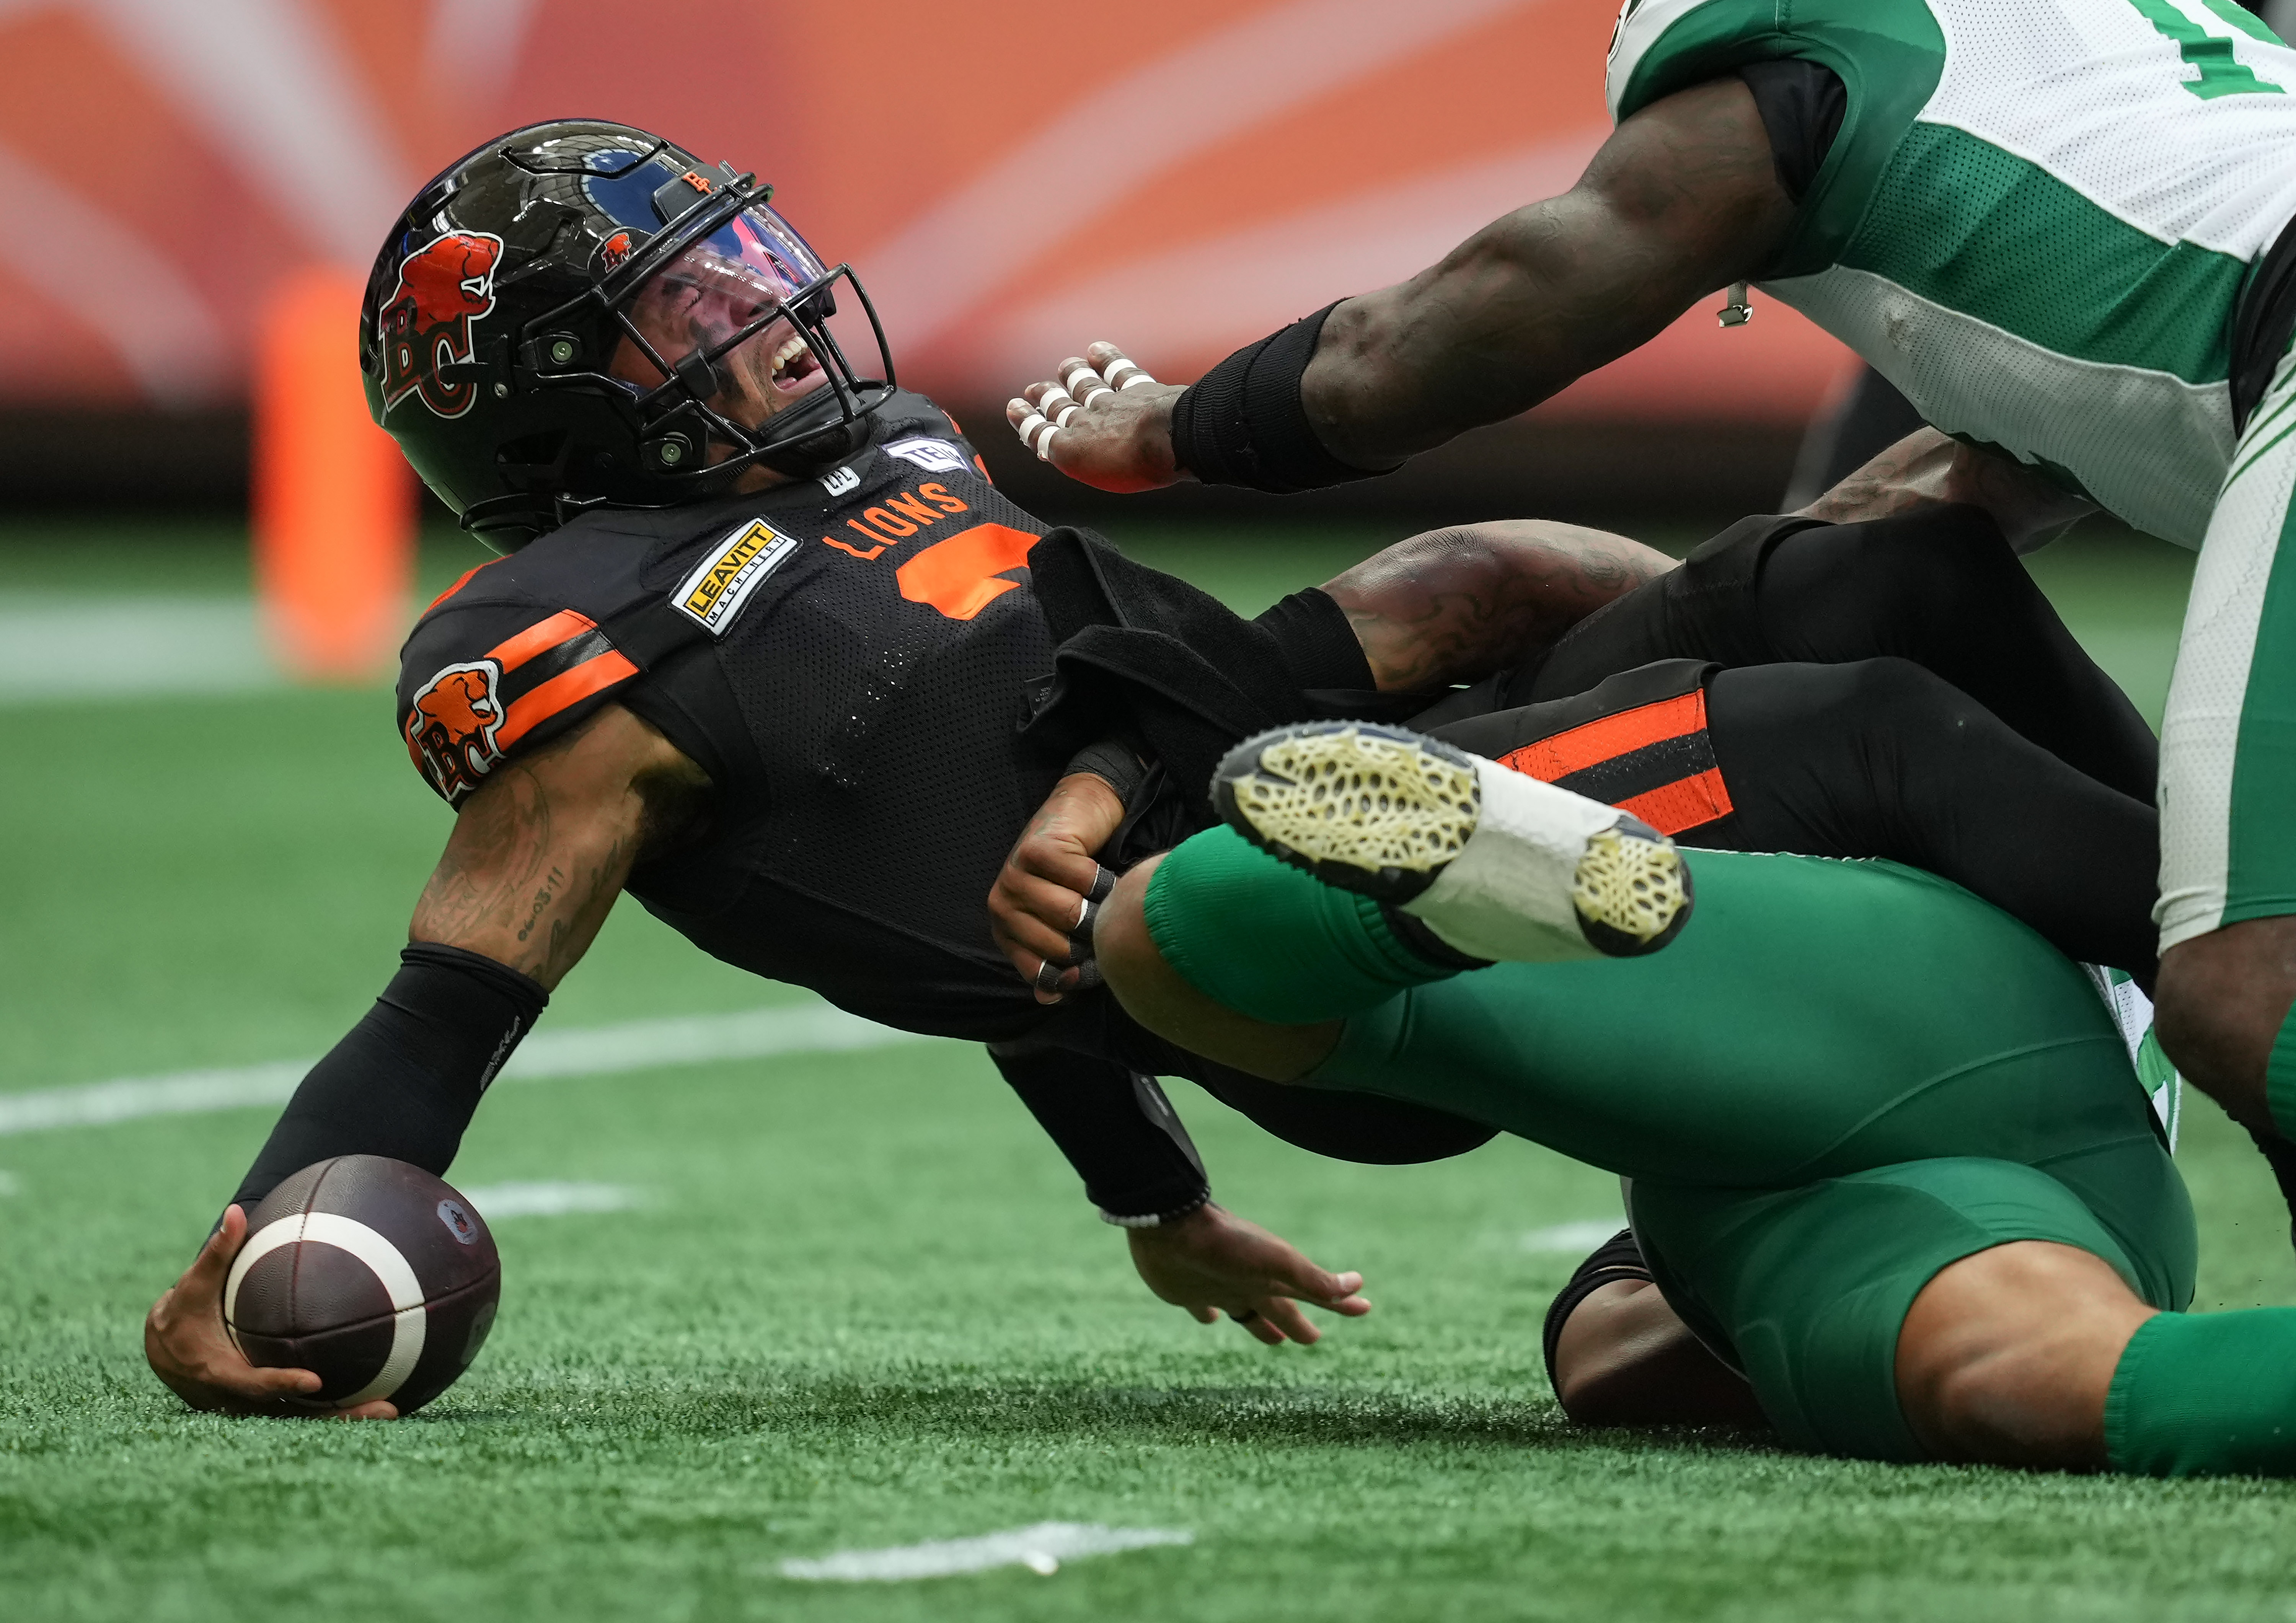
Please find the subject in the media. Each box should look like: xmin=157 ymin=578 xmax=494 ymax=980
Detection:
xmin=1210 ymin=721 xmax=1693 ymax=962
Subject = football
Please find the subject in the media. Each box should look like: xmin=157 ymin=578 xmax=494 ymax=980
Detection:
xmin=225 ymin=1155 xmax=501 ymax=1414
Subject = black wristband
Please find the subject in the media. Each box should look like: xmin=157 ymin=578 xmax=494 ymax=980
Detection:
xmin=1540 ymin=1227 xmax=1653 ymax=1393
xmin=1063 ymin=738 xmax=1151 ymax=809
xmin=1169 ymin=303 xmax=1380 ymax=492
xmin=228 ymin=943 xmax=548 ymax=1213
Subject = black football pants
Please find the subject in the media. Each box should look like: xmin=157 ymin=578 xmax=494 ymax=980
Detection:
xmin=1435 ymin=506 xmax=2161 ymax=982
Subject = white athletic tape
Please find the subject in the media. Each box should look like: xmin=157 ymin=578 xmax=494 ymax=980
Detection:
xmin=1104 ymin=359 xmax=1152 ymax=388
xmin=0 ymin=1005 xmax=931 ymax=1137
xmin=1054 ymin=404 xmax=1079 ymax=428
xmin=225 ymin=1211 xmax=428 ymax=1407
xmin=1062 ymin=364 xmax=1101 ymax=395
xmin=1035 ymin=427 xmax=1059 ymax=461
xmin=1117 ymin=372 xmax=1158 ymax=390
xmin=1079 ymin=385 xmax=1114 ymax=407
xmin=779 ymin=1522 xmax=1193 ymax=1582
xmin=1017 ymin=411 xmax=1052 ymax=446
xmin=1038 ymin=385 xmax=1077 ymax=414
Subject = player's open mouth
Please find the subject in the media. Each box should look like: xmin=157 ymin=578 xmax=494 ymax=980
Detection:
xmin=770 ymin=334 xmax=821 ymax=393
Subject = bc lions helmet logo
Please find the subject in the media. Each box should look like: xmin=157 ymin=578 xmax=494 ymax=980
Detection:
xmin=377 ymin=231 xmax=505 ymax=419
xmin=406 ymin=661 xmax=506 ymax=800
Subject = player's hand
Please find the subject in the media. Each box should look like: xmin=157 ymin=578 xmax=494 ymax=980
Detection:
xmin=1007 ymin=343 xmax=1192 ymax=494
xmin=1127 ymin=1203 xmax=1370 ymax=1346
xmin=144 ymin=1204 xmax=397 ymax=1420
xmin=991 ymin=770 xmax=1127 ymax=1004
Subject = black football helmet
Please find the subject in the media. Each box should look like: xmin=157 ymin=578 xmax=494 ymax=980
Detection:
xmin=359 ymin=118 xmax=894 ymax=549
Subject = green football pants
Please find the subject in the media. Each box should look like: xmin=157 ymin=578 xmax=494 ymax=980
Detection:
xmin=1145 ymin=830 xmax=2195 ymax=1458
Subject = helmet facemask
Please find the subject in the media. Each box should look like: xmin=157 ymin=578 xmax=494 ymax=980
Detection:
xmin=578 ymin=175 xmax=892 ymax=479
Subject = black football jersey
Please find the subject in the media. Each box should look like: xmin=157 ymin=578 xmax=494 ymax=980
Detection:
xmin=396 ymin=391 xmax=1071 ymax=1041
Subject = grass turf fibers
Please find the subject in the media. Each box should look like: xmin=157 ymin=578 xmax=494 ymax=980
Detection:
xmin=8 ymin=520 xmax=2296 ymax=1621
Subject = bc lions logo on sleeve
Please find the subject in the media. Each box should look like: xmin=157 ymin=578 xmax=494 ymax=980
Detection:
xmin=401 ymin=609 xmax=643 ymax=803
xmin=376 ymin=231 xmax=505 ymax=420
xmin=406 ymin=661 xmax=507 ymax=800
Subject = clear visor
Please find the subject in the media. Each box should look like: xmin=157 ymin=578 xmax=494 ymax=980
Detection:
xmin=607 ymin=202 xmax=833 ymax=412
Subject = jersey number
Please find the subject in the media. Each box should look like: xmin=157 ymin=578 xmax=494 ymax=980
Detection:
xmin=2125 ymin=0 xmax=2285 ymax=98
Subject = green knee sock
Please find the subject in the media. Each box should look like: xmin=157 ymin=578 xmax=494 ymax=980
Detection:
xmin=2265 ymin=1003 xmax=2296 ymax=1140
xmin=1141 ymin=827 xmax=1458 ymax=1024
xmin=2105 ymin=1308 xmax=2296 ymax=1476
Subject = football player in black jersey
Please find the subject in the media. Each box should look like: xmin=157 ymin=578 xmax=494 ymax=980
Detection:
xmin=146 ymin=118 xmax=2162 ymax=1417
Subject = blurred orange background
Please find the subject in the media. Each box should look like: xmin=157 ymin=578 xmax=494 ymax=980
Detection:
xmin=0 ymin=0 xmax=1852 ymax=423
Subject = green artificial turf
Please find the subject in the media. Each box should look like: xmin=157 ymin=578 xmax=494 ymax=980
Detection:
xmin=10 ymin=516 xmax=2296 ymax=1622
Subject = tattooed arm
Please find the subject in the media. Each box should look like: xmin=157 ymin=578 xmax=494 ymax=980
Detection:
xmin=411 ymin=704 xmax=710 ymax=986
xmin=144 ymin=705 xmax=709 ymax=1417
xmin=1796 ymin=427 xmax=2097 ymax=554
xmin=1322 ymin=519 xmax=1678 ymax=692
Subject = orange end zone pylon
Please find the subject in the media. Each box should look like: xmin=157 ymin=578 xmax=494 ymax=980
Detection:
xmin=253 ymin=268 xmax=415 ymax=681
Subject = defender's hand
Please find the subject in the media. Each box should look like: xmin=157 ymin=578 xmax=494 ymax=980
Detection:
xmin=1127 ymin=1203 xmax=1370 ymax=1346
xmin=991 ymin=770 xmax=1127 ymax=1005
xmin=144 ymin=1204 xmax=397 ymax=1420
xmin=1007 ymin=344 xmax=1191 ymax=494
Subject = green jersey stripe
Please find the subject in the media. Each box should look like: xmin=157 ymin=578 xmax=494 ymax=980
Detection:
xmin=1841 ymin=123 xmax=2244 ymax=386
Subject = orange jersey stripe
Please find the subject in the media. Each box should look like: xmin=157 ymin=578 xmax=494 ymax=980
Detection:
xmin=495 ymin=650 xmax=640 ymax=753
xmin=1616 ymin=768 xmax=1734 ymax=837
xmin=1497 ymin=689 xmax=1708 ymax=783
xmin=486 ymin=609 xmax=598 ymax=674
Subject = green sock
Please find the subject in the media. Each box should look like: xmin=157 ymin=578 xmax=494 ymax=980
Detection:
xmin=2105 ymin=1308 xmax=2296 ymax=1476
xmin=1141 ymin=827 xmax=1458 ymax=1024
xmin=2266 ymin=1003 xmax=2296 ymax=1140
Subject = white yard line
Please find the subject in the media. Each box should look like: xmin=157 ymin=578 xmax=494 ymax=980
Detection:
xmin=454 ymin=1181 xmax=644 ymax=1218
xmin=0 ymin=595 xmax=284 ymax=702
xmin=0 ymin=1005 xmax=932 ymax=1136
xmin=1519 ymin=1219 xmax=1626 ymax=1253
xmin=778 ymin=1522 xmax=1193 ymax=1581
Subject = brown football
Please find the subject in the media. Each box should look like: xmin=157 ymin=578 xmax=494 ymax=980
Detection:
xmin=225 ymin=1155 xmax=501 ymax=1414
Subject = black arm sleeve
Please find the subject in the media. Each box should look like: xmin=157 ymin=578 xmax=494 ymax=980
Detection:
xmin=989 ymin=1043 xmax=1210 ymax=1221
xmin=228 ymin=943 xmax=548 ymax=1212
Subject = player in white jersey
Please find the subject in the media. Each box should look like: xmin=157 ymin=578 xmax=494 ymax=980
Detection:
xmin=1014 ymin=0 xmax=2296 ymax=1224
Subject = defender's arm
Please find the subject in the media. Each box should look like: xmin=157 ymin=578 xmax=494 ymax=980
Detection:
xmin=1011 ymin=77 xmax=1792 ymax=490
xmin=144 ymin=705 xmax=708 ymax=1416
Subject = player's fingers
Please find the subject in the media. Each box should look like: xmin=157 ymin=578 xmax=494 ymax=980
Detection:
xmin=1229 ymin=1306 xmax=1289 ymax=1346
xmin=1008 ymin=839 xmax=1107 ymax=893
xmin=1087 ymin=342 xmax=1158 ymax=391
xmin=332 ymin=1400 xmax=399 ymax=1421
xmin=1269 ymin=1263 xmax=1371 ymax=1315
xmin=1029 ymin=953 xmax=1081 ymax=1005
xmin=227 ymin=1361 xmax=325 ymax=1399
xmin=1057 ymin=360 xmax=1115 ymax=410
xmin=185 ymin=1205 xmax=248 ymax=1289
xmin=1036 ymin=383 xmax=1081 ymax=427
xmin=1255 ymin=1298 xmax=1322 ymax=1344
xmin=1189 ymin=1304 xmax=1220 ymax=1325
xmin=1002 ymin=910 xmax=1080 ymax=972
xmin=991 ymin=877 xmax=1085 ymax=960
xmin=1006 ymin=396 xmax=1059 ymax=461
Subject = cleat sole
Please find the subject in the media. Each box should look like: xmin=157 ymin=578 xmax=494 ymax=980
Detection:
xmin=1212 ymin=722 xmax=1481 ymax=903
